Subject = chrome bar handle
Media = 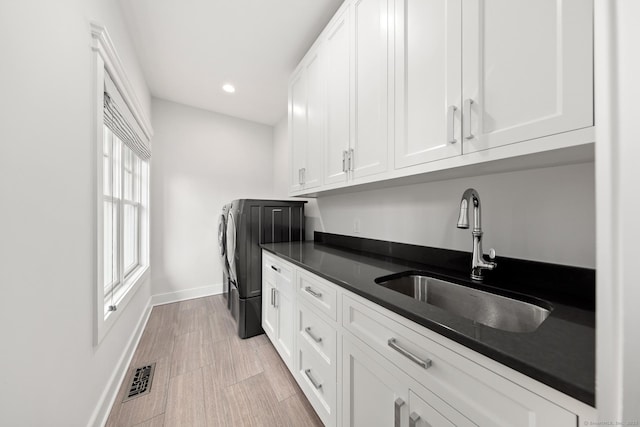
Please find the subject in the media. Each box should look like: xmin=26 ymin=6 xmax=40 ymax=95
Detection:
xmin=304 ymin=369 xmax=322 ymax=390
xmin=348 ymin=148 xmax=354 ymax=171
xmin=394 ymin=398 xmax=405 ymax=427
xmin=447 ymin=105 xmax=457 ymax=144
xmin=273 ymin=288 xmax=278 ymax=308
xmin=270 ymin=265 xmax=280 ymax=273
xmin=305 ymin=327 xmax=323 ymax=343
xmin=342 ymin=150 xmax=347 ymax=172
xmin=302 ymin=167 xmax=306 ymax=185
xmin=304 ymin=286 xmax=323 ymax=298
xmin=409 ymin=412 xmax=424 ymax=427
xmin=387 ymin=338 xmax=432 ymax=369
xmin=463 ymin=98 xmax=474 ymax=140
xmin=270 ymin=288 xmax=275 ymax=306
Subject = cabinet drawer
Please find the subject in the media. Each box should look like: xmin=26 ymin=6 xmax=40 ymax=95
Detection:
xmin=297 ymin=338 xmax=336 ymax=426
xmin=298 ymin=301 xmax=336 ymax=366
xmin=297 ymin=269 xmax=337 ymax=321
xmin=263 ymin=253 xmax=293 ymax=291
xmin=342 ymin=294 xmax=576 ymax=427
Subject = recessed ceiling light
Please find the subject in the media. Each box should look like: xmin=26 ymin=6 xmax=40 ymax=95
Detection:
xmin=222 ymin=84 xmax=235 ymax=93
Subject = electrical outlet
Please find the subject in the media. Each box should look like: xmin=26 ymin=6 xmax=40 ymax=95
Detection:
xmin=353 ymin=218 xmax=361 ymax=234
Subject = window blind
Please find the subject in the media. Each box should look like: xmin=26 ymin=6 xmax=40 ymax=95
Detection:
xmin=103 ymin=72 xmax=151 ymax=160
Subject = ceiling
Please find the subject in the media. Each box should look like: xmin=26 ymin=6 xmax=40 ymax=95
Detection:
xmin=119 ymin=0 xmax=343 ymax=126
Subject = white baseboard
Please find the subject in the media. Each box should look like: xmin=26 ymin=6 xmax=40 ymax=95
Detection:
xmin=90 ymin=298 xmax=153 ymax=427
xmin=150 ymin=283 xmax=223 ymax=306
xmin=90 ymin=283 xmax=223 ymax=426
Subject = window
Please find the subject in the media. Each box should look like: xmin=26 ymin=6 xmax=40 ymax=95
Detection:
xmin=102 ymin=127 xmax=146 ymax=312
xmin=92 ymin=22 xmax=153 ymax=344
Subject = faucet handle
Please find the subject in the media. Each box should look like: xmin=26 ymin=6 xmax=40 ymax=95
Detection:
xmin=488 ymin=248 xmax=496 ymax=260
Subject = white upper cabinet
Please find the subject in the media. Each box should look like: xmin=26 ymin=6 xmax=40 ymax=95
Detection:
xmin=351 ymin=0 xmax=391 ymax=179
xmin=288 ymin=0 xmax=594 ymax=195
xmin=394 ymin=0 xmax=462 ymax=169
xmin=461 ymin=0 xmax=593 ymax=153
xmin=289 ymin=68 xmax=307 ymax=193
xmin=304 ymin=50 xmax=324 ymax=189
xmin=324 ymin=6 xmax=351 ymax=186
xmin=288 ymin=47 xmax=324 ymax=193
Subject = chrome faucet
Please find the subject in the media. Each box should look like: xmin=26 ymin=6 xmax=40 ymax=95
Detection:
xmin=456 ymin=188 xmax=497 ymax=281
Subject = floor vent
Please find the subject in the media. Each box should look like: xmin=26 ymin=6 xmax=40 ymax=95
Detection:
xmin=123 ymin=363 xmax=156 ymax=402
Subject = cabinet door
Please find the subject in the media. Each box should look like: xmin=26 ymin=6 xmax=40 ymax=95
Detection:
xmin=289 ymin=68 xmax=307 ymax=193
xmin=343 ymin=335 xmax=408 ymax=427
xmin=351 ymin=0 xmax=390 ymax=179
xmin=394 ymin=0 xmax=462 ymax=169
xmin=324 ymin=7 xmax=351 ymax=186
xmin=461 ymin=0 xmax=593 ymax=153
xmin=304 ymin=49 xmax=324 ymax=190
xmin=408 ymin=389 xmax=476 ymax=427
xmin=261 ymin=277 xmax=277 ymax=342
xmin=275 ymin=287 xmax=295 ymax=368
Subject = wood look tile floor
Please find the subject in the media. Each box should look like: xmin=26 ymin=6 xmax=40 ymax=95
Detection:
xmin=106 ymin=295 xmax=323 ymax=427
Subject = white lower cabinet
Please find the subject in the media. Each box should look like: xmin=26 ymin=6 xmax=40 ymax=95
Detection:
xmin=261 ymin=251 xmax=592 ymax=427
xmin=295 ymin=297 xmax=338 ymax=426
xmin=297 ymin=334 xmax=337 ymax=426
xmin=342 ymin=335 xmax=408 ymax=426
xmin=261 ymin=254 xmax=295 ymax=370
xmin=342 ymin=294 xmax=577 ymax=427
xmin=343 ymin=334 xmax=473 ymax=427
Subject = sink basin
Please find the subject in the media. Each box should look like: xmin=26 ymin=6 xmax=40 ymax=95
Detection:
xmin=376 ymin=273 xmax=552 ymax=333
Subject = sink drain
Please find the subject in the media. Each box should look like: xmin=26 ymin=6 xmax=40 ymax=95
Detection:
xmin=123 ymin=363 xmax=155 ymax=402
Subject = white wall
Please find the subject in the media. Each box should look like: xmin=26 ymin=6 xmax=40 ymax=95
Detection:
xmin=595 ymin=1 xmax=640 ymax=422
xmin=150 ymin=99 xmax=275 ymax=297
xmin=273 ymin=117 xmax=290 ymax=196
xmin=315 ymin=162 xmax=595 ymax=268
xmin=614 ymin=2 xmax=640 ymax=418
xmin=0 ymin=1 xmax=152 ymax=426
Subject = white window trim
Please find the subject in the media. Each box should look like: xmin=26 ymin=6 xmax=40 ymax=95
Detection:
xmin=91 ymin=22 xmax=153 ymax=345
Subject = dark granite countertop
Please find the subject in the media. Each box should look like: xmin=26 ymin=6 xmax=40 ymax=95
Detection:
xmin=261 ymin=235 xmax=595 ymax=406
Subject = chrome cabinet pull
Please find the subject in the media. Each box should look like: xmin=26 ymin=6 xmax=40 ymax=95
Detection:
xmin=447 ymin=105 xmax=457 ymax=144
xmin=270 ymin=288 xmax=275 ymax=306
xmin=304 ymin=369 xmax=322 ymax=390
xmin=270 ymin=265 xmax=280 ymax=272
xmin=348 ymin=148 xmax=354 ymax=171
xmin=409 ymin=412 xmax=424 ymax=427
xmin=387 ymin=338 xmax=432 ymax=369
xmin=394 ymin=398 xmax=405 ymax=427
xmin=305 ymin=326 xmax=323 ymax=343
xmin=463 ymin=98 xmax=474 ymax=140
xmin=342 ymin=150 xmax=347 ymax=172
xmin=273 ymin=289 xmax=278 ymax=308
xmin=304 ymin=286 xmax=322 ymax=298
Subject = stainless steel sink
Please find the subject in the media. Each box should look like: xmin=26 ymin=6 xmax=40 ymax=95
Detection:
xmin=376 ymin=273 xmax=551 ymax=333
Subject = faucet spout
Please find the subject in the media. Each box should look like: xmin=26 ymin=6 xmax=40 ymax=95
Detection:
xmin=457 ymin=188 xmax=481 ymax=231
xmin=456 ymin=188 xmax=496 ymax=281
